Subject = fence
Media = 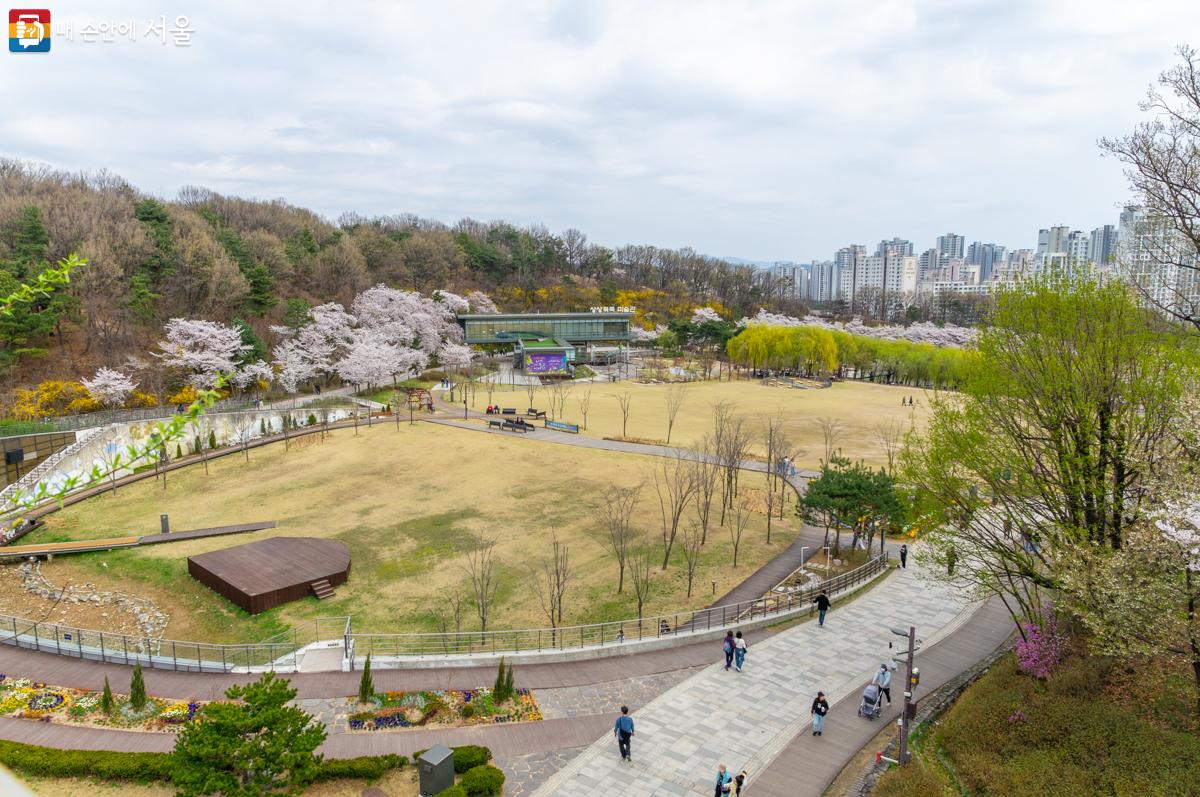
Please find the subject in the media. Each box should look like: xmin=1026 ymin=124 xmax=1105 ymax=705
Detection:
xmin=0 ymin=555 xmax=889 ymax=672
xmin=349 ymin=552 xmax=890 ymax=660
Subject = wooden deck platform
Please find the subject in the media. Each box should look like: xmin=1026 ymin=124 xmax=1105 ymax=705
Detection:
xmin=187 ymin=537 xmax=351 ymax=614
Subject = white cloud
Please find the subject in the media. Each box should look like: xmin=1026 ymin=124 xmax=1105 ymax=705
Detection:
xmin=1 ymin=0 xmax=1194 ymax=259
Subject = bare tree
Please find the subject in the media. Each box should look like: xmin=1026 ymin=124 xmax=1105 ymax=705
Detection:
xmin=873 ymin=418 xmax=905 ymax=475
xmin=485 ymin=377 xmax=497 ymax=409
xmin=577 ymin=387 xmax=593 ymax=430
xmin=529 ymin=531 xmax=572 ymax=631
xmin=463 ymin=533 xmax=501 ymax=639
xmin=728 ymin=501 xmax=751 ymax=568
xmin=549 ymin=381 xmax=573 ymax=421
xmin=432 ymin=588 xmax=466 ymax=653
xmin=665 ymin=383 xmax=687 ymax=444
xmin=681 ymin=522 xmax=703 ymax=598
xmin=525 ymin=378 xmax=537 ymax=411
xmin=1100 ymin=46 xmax=1200 ymax=329
xmin=717 ymin=413 xmax=751 ymax=526
xmin=617 ymin=391 xmax=633 ymax=438
xmin=653 ymin=452 xmax=699 ymax=568
xmin=816 ymin=416 xmax=845 ymax=464
xmin=232 ymin=416 xmax=257 ymax=463
xmin=693 ymin=435 xmax=720 ymax=544
xmin=629 ymin=544 xmax=654 ymax=622
xmin=600 ymin=486 xmax=639 ymax=593
xmin=762 ymin=412 xmax=783 ymax=544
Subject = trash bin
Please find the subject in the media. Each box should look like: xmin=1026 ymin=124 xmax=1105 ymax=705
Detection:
xmin=418 ymin=744 xmax=455 ymax=796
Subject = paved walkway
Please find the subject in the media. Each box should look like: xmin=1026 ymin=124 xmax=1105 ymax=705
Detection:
xmin=530 ymin=559 xmax=974 ymax=796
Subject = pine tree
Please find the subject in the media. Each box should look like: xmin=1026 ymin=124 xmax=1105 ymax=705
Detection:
xmin=130 ymin=663 xmax=146 ymax=711
xmin=208 ymin=429 xmax=217 ymax=449
xmin=358 ymin=655 xmax=374 ymax=704
xmin=503 ymin=661 xmax=515 ymax=703
xmin=176 ymin=443 xmax=183 ymax=459
xmin=100 ymin=675 xmax=114 ymax=715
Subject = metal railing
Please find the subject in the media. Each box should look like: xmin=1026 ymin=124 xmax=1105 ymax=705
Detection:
xmin=0 ymin=554 xmax=889 ymax=672
xmin=349 ymin=552 xmax=890 ymax=659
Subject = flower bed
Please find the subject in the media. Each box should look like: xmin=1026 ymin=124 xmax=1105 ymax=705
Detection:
xmin=0 ymin=675 xmax=201 ymax=732
xmin=347 ymin=688 xmax=542 ymax=731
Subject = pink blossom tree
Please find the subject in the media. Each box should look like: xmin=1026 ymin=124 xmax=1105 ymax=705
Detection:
xmin=231 ymin=360 xmax=274 ymax=392
xmin=82 ymin=367 xmax=137 ymax=407
xmin=691 ymin=306 xmax=723 ymax=324
xmin=154 ymin=318 xmax=248 ymax=388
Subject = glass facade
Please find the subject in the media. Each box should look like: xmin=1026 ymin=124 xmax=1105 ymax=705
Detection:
xmin=460 ymin=314 xmax=630 ymax=344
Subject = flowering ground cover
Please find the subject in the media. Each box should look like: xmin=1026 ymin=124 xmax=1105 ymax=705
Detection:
xmin=0 ymin=675 xmax=198 ymax=732
xmin=347 ymin=687 xmax=542 ymax=731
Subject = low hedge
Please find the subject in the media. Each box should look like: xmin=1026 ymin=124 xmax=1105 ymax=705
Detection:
xmin=439 ymin=786 xmax=468 ymax=797
xmin=461 ymin=764 xmax=505 ymax=796
xmin=0 ymin=740 xmax=406 ymax=784
xmin=310 ymin=753 xmax=408 ymax=782
xmin=0 ymin=740 xmax=173 ymax=783
xmin=452 ymin=744 xmax=491 ymax=773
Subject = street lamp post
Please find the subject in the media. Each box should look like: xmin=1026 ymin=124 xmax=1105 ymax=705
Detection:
xmin=890 ymin=626 xmax=921 ymax=765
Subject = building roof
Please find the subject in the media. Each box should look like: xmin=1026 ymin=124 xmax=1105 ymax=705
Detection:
xmin=457 ymin=312 xmax=633 ymax=320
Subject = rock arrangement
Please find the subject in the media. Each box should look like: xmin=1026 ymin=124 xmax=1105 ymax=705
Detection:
xmin=18 ymin=561 xmax=169 ymax=650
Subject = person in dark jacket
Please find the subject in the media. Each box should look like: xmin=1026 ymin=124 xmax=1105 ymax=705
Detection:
xmin=813 ymin=591 xmax=831 ymax=626
xmin=722 ymin=630 xmax=736 ymax=670
xmin=613 ymin=705 xmax=634 ymax=761
xmin=811 ymin=691 xmax=829 ymax=736
xmin=899 ymin=543 xmax=908 ymax=568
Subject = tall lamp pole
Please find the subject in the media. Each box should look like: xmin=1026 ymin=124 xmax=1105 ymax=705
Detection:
xmin=891 ymin=625 xmax=921 ymax=765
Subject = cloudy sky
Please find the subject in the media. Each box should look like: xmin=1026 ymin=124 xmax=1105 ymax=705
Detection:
xmin=3 ymin=0 xmax=1194 ymax=261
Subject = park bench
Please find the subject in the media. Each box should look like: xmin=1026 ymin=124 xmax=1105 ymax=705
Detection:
xmin=487 ymin=419 xmax=505 ymax=429
xmin=501 ymin=420 xmax=530 ymax=433
xmin=501 ymin=408 xmax=517 ymax=415
xmin=526 ymin=408 xmax=546 ymax=419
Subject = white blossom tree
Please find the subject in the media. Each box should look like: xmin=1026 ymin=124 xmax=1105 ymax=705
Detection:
xmin=232 ymin=360 xmax=274 ymax=391
xmin=82 ymin=367 xmax=137 ymax=407
xmin=691 ymin=306 xmax=723 ymax=324
xmin=438 ymin=342 xmax=474 ymax=370
xmin=736 ymin=309 xmax=975 ymax=348
xmin=466 ymin=290 xmax=499 ymax=314
xmin=155 ymin=318 xmax=248 ymax=388
xmin=271 ymin=302 xmax=356 ymax=390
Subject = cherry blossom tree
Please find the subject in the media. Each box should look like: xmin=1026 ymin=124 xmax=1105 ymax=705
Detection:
xmin=336 ymin=333 xmax=403 ymax=388
xmin=232 ymin=360 xmax=274 ymax=391
xmin=466 ymin=290 xmax=499 ymax=314
xmin=433 ymin=290 xmax=470 ymax=314
xmin=82 ymin=367 xmax=137 ymax=408
xmin=155 ymin=318 xmax=248 ymax=388
xmin=438 ymin=342 xmax=474 ymax=370
xmin=271 ymin=302 xmax=356 ymax=390
xmin=691 ymin=306 xmax=723 ymax=324
xmin=737 ymin=309 xmax=976 ymax=348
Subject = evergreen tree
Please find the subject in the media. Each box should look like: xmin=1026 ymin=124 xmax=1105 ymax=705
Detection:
xmin=130 ymin=663 xmax=146 ymax=711
xmin=282 ymin=298 xmax=312 ymax=330
xmin=233 ymin=318 xmax=267 ymax=364
xmin=171 ymin=672 xmax=326 ymax=797
xmin=358 ymin=655 xmax=374 ymax=704
xmin=492 ymin=657 xmax=509 ymax=702
xmin=100 ymin=675 xmax=114 ymax=715
xmin=208 ymin=429 xmax=217 ymax=449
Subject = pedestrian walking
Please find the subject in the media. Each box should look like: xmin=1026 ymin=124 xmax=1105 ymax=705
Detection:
xmin=722 ymin=630 xmax=735 ymax=670
xmin=714 ymin=764 xmax=733 ymax=796
xmin=734 ymin=631 xmax=747 ymax=672
xmin=811 ymin=691 xmax=829 ymax=735
xmin=899 ymin=543 xmax=908 ymax=569
xmin=812 ymin=591 xmax=831 ymax=626
xmin=872 ymin=663 xmax=893 ymax=705
xmin=734 ymin=770 xmax=748 ymax=796
xmin=614 ymin=705 xmax=634 ymax=761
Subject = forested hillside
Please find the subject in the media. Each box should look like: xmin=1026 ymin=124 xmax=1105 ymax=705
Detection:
xmin=0 ymin=160 xmax=791 ymax=387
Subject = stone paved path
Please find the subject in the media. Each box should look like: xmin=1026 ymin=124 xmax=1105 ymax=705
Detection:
xmin=531 ymin=560 xmax=972 ymax=796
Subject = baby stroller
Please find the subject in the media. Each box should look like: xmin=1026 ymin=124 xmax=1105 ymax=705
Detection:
xmin=857 ymin=683 xmax=883 ymax=719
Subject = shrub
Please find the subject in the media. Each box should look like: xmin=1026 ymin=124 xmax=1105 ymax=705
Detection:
xmin=207 ymin=429 xmax=217 ymax=449
xmin=873 ymin=759 xmax=953 ymax=797
xmin=452 ymin=745 xmax=491 ymax=774
xmin=0 ymin=740 xmax=172 ymax=782
xmin=307 ymin=413 xmax=317 ymax=426
xmin=168 ymin=385 xmax=199 ymax=405
xmin=460 ymin=703 xmax=475 ymax=719
xmin=129 ymin=663 xmax=146 ymax=711
xmin=460 ymin=764 xmax=505 ymax=796
xmin=1014 ymin=610 xmax=1068 ymax=679
xmin=440 ymin=787 xmax=468 ymax=797
xmin=127 ymin=390 xmax=158 ymax=408
xmin=310 ymin=754 xmax=407 ymax=782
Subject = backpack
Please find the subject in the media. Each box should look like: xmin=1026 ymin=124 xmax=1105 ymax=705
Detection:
xmin=723 ymin=638 xmax=734 ymax=653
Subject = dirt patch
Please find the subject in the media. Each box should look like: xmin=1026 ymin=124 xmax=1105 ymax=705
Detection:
xmin=0 ymin=563 xmax=148 ymax=636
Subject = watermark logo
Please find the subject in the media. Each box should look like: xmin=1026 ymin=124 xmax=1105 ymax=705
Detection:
xmin=9 ymin=8 xmax=50 ymax=52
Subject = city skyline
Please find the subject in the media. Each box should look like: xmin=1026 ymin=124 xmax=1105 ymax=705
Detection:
xmin=1 ymin=0 xmax=1192 ymax=261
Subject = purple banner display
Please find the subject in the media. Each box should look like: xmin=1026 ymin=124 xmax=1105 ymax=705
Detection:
xmin=527 ymin=352 xmax=566 ymax=373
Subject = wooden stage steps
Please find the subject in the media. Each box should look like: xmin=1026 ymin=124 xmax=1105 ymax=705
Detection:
xmin=310 ymin=579 xmax=335 ymax=600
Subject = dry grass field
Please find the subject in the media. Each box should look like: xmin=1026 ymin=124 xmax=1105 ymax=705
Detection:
xmin=18 ymin=421 xmax=803 ymax=644
xmin=479 ymin=378 xmax=932 ymax=468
